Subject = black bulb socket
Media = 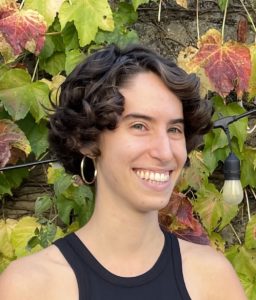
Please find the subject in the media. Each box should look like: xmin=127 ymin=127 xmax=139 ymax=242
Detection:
xmin=223 ymin=152 xmax=240 ymax=180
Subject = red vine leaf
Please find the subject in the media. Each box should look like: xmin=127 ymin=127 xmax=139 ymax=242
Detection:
xmin=179 ymin=29 xmax=252 ymax=97
xmin=159 ymin=191 xmax=209 ymax=245
xmin=0 ymin=0 xmax=47 ymax=57
xmin=0 ymin=119 xmax=31 ymax=168
xmin=192 ymin=29 xmax=251 ymax=97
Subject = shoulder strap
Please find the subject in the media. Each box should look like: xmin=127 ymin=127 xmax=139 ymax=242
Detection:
xmin=169 ymin=233 xmax=191 ymax=300
xmin=53 ymin=234 xmax=89 ymax=300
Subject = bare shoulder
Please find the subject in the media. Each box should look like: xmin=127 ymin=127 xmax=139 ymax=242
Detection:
xmin=0 ymin=244 xmax=77 ymax=300
xmin=178 ymin=239 xmax=247 ymax=300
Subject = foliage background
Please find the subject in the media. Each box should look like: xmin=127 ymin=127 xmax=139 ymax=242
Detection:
xmin=0 ymin=0 xmax=256 ymax=298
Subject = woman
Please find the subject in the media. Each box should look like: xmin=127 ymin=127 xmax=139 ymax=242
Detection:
xmin=0 ymin=44 xmax=247 ymax=299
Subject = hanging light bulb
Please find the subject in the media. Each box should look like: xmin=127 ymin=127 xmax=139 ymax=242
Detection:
xmin=222 ymin=152 xmax=244 ymax=205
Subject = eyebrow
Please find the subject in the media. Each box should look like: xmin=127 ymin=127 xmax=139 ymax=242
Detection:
xmin=122 ymin=113 xmax=184 ymax=125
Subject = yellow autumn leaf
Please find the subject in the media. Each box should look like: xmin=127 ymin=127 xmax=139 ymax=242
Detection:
xmin=176 ymin=0 xmax=188 ymax=9
xmin=10 ymin=216 xmax=42 ymax=258
xmin=177 ymin=46 xmax=214 ymax=98
xmin=0 ymin=219 xmax=17 ymax=258
xmin=249 ymin=45 xmax=256 ymax=99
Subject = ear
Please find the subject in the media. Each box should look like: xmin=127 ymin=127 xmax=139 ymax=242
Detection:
xmin=79 ymin=147 xmax=93 ymax=157
xmin=79 ymin=146 xmax=98 ymax=160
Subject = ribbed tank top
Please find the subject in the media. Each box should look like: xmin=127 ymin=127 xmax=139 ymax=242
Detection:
xmin=53 ymin=230 xmax=191 ymax=300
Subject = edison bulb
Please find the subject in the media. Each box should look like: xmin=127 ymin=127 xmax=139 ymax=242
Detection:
xmin=222 ymin=179 xmax=244 ymax=205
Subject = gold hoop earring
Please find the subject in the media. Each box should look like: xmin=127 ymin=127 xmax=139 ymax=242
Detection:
xmin=80 ymin=156 xmax=97 ymax=185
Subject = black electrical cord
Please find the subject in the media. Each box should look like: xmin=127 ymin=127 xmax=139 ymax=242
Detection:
xmin=0 ymin=158 xmax=58 ymax=172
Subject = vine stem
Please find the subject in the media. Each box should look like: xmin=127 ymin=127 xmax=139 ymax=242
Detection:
xmin=250 ymin=187 xmax=256 ymax=200
xmin=31 ymin=58 xmax=39 ymax=82
xmin=19 ymin=0 xmax=25 ymax=9
xmin=244 ymin=188 xmax=251 ymax=221
xmin=221 ymin=0 xmax=229 ymax=44
xmin=229 ymin=223 xmax=242 ymax=245
xmin=239 ymin=0 xmax=256 ymax=34
xmin=45 ymin=32 xmax=62 ymax=36
xmin=196 ymin=0 xmax=200 ymax=41
xmin=50 ymin=214 xmax=59 ymax=224
xmin=1 ymin=197 xmax=5 ymax=220
xmin=158 ymin=0 xmax=162 ymax=22
xmin=29 ymin=151 xmax=49 ymax=171
xmin=247 ymin=124 xmax=256 ymax=134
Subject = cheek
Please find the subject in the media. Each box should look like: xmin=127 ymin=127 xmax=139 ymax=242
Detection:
xmin=175 ymin=141 xmax=187 ymax=166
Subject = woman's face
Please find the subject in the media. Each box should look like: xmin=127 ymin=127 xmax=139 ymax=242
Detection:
xmin=95 ymin=71 xmax=187 ymax=213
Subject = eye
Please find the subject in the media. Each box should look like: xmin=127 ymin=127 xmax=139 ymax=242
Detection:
xmin=168 ymin=126 xmax=184 ymax=134
xmin=131 ymin=122 xmax=147 ymax=131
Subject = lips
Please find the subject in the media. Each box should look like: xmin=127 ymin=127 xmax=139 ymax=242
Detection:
xmin=134 ymin=169 xmax=170 ymax=182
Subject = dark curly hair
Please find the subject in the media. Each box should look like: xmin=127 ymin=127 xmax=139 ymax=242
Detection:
xmin=48 ymin=44 xmax=212 ymax=176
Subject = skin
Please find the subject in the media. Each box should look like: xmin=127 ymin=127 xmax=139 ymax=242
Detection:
xmin=0 ymin=72 xmax=247 ymax=300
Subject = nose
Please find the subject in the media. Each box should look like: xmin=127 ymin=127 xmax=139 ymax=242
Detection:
xmin=149 ymin=132 xmax=174 ymax=162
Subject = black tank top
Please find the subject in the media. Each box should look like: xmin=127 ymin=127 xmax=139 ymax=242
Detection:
xmin=53 ymin=230 xmax=191 ymax=300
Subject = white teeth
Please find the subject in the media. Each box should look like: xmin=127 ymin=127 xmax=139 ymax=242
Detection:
xmin=155 ymin=173 xmax=161 ymax=181
xmin=149 ymin=172 xmax=155 ymax=180
xmin=135 ymin=170 xmax=170 ymax=182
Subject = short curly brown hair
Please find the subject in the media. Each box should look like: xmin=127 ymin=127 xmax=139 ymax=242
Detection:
xmin=48 ymin=44 xmax=212 ymax=176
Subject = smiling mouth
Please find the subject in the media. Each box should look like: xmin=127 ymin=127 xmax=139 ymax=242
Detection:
xmin=134 ymin=169 xmax=170 ymax=183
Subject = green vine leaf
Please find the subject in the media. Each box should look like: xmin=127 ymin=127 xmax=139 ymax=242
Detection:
xmin=29 ymin=82 xmax=51 ymax=123
xmin=218 ymin=0 xmax=229 ymax=12
xmin=0 ymin=0 xmax=47 ymax=56
xmin=23 ymin=0 xmax=65 ymax=27
xmin=3 ymin=168 xmax=29 ymax=190
xmin=39 ymin=52 xmax=66 ymax=76
xmin=35 ymin=196 xmax=53 ymax=216
xmin=241 ymin=147 xmax=256 ymax=188
xmin=114 ymin=2 xmax=138 ymax=25
xmin=47 ymin=163 xmax=66 ymax=184
xmin=65 ymin=49 xmax=85 ymax=75
xmin=211 ymin=96 xmax=248 ymax=152
xmin=245 ymin=214 xmax=256 ymax=250
xmin=0 ymin=173 xmax=11 ymax=195
xmin=194 ymin=183 xmax=238 ymax=233
xmin=27 ymin=120 xmax=49 ymax=158
xmin=94 ymin=2 xmax=138 ymax=47
xmin=0 ymin=69 xmax=33 ymax=120
xmin=39 ymin=35 xmax=55 ymax=59
xmin=208 ymin=232 xmax=225 ymax=252
xmin=56 ymin=194 xmax=76 ymax=225
xmin=0 ymin=119 xmax=31 ymax=168
xmin=0 ymin=69 xmax=50 ymax=121
xmin=58 ymin=0 xmax=114 ymax=47
xmin=62 ymin=22 xmax=80 ymax=51
xmin=132 ymin=0 xmax=150 ymax=11
xmin=226 ymin=245 xmax=256 ymax=299
xmin=177 ymin=150 xmax=209 ymax=191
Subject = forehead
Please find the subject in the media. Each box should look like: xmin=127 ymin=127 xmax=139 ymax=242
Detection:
xmin=119 ymin=72 xmax=183 ymax=119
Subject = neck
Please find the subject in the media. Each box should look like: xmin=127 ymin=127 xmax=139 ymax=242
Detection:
xmin=79 ymin=199 xmax=163 ymax=252
xmin=76 ymin=193 xmax=165 ymax=272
